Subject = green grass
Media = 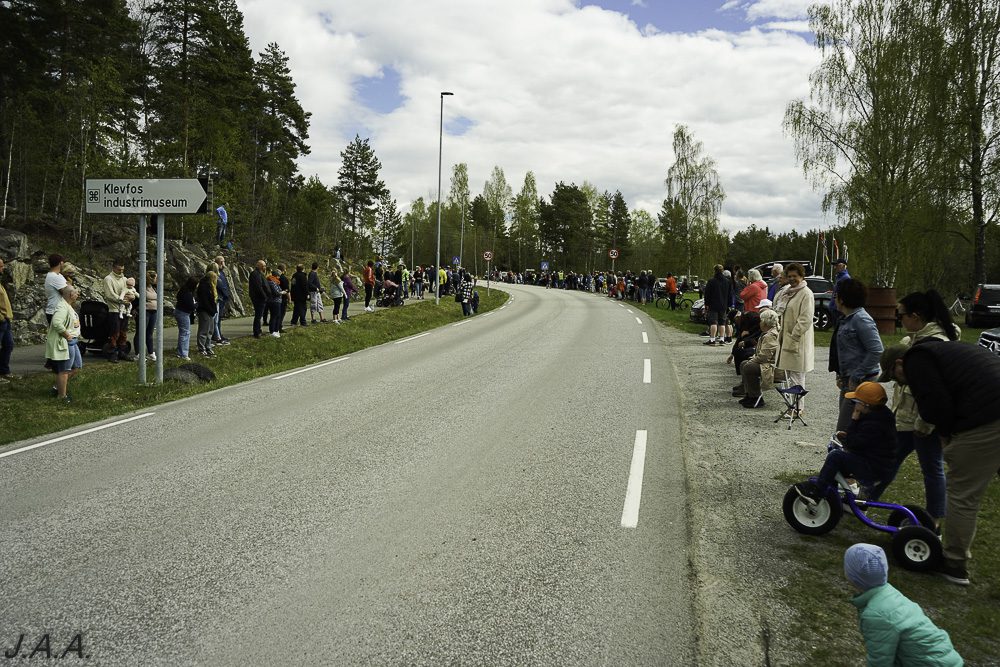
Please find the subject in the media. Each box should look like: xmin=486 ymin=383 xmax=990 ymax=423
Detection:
xmin=776 ymin=461 xmax=1000 ymax=665
xmin=0 ymin=290 xmax=509 ymax=447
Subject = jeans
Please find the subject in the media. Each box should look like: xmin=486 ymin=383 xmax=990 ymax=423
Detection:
xmin=215 ymin=298 xmax=228 ymax=339
xmin=817 ymin=447 xmax=880 ymax=491
xmin=133 ymin=310 xmax=156 ymax=357
xmin=197 ymin=311 xmax=215 ymax=353
xmin=252 ymin=300 xmax=266 ymax=336
xmin=342 ymin=295 xmax=350 ymax=319
xmin=869 ymin=430 xmax=947 ymax=518
xmin=175 ymin=312 xmax=192 ymax=357
xmin=462 ymin=301 xmax=472 ymax=316
xmin=0 ymin=319 xmax=13 ymax=375
xmin=268 ymin=303 xmax=281 ymax=333
xmin=416 ymin=282 xmax=423 ymax=298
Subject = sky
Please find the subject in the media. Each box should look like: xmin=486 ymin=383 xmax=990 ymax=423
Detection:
xmin=238 ymin=0 xmax=830 ymax=234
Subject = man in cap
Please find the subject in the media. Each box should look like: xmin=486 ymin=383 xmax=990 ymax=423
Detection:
xmin=885 ymin=341 xmax=1000 ymax=585
xmin=828 ymin=257 xmax=851 ymax=327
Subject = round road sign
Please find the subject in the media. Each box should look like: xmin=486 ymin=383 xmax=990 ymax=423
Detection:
xmin=483 ymin=251 xmax=494 ymax=261
xmin=608 ymin=249 xmax=620 ymax=259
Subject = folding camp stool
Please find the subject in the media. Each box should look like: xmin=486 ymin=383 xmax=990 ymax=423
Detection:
xmin=774 ymin=385 xmax=808 ymax=430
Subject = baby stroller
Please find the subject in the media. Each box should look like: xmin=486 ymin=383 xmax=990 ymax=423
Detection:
xmin=76 ymin=300 xmax=130 ymax=356
xmin=376 ymin=279 xmax=404 ymax=307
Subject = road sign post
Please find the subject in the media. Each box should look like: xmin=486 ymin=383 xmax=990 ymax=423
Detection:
xmin=609 ymin=248 xmax=620 ymax=273
xmin=85 ymin=178 xmax=209 ymax=385
xmin=483 ymin=251 xmax=493 ymax=295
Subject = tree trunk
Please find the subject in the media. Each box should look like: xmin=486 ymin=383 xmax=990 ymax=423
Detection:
xmin=2 ymin=120 xmax=13 ymax=223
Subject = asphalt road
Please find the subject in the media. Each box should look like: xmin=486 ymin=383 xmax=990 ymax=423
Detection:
xmin=0 ymin=284 xmax=694 ymax=666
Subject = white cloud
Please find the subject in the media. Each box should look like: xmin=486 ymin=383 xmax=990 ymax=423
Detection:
xmin=744 ymin=0 xmax=817 ymax=20
xmin=760 ymin=20 xmax=812 ymax=32
xmin=239 ymin=0 xmax=827 ymax=234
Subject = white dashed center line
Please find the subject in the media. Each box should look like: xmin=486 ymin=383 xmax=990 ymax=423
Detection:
xmin=621 ymin=430 xmax=649 ymax=528
xmin=635 ymin=317 xmax=642 ymax=325
xmin=643 ymin=359 xmax=651 ymax=383
xmin=642 ymin=332 xmax=648 ymax=344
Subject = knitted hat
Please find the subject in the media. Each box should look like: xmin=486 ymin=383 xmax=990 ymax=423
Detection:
xmin=844 ymin=543 xmax=888 ymax=590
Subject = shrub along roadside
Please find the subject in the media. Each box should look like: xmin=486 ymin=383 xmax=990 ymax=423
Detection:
xmin=0 ymin=290 xmax=509 ymax=448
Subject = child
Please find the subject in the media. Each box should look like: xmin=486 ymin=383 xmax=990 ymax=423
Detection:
xmin=844 ymin=543 xmax=962 ymax=666
xmin=798 ymin=382 xmax=897 ymax=498
xmin=119 ymin=277 xmax=140 ymax=318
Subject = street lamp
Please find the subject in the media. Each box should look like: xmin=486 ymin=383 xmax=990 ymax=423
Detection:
xmin=435 ymin=91 xmax=453 ymax=305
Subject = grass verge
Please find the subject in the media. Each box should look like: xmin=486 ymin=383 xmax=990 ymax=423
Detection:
xmin=0 ymin=290 xmax=508 ymax=447
xmin=776 ymin=459 xmax=1000 ymax=665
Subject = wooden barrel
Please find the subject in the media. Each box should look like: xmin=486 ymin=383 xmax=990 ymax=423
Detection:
xmin=867 ymin=287 xmax=898 ymax=334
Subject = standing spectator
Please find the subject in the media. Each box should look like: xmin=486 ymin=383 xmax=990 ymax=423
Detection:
xmin=870 ymin=290 xmax=960 ymax=528
xmin=766 ymin=263 xmax=784 ymax=301
xmin=308 ymin=262 xmax=326 ymax=323
xmin=703 ymin=265 xmax=731 ymax=346
xmin=414 ymin=265 xmax=425 ymax=300
xmin=196 ymin=271 xmax=218 ymax=357
xmin=46 ymin=286 xmax=82 ymax=403
xmin=775 ymin=262 xmax=815 ymax=408
xmin=213 ymin=255 xmax=232 ymax=345
xmin=44 ymin=254 xmax=68 ymax=325
xmin=266 ymin=269 xmax=284 ymax=337
xmin=886 ymin=339 xmax=1000 ymax=586
xmin=833 ymin=279 xmax=884 ymax=431
xmin=174 ymin=277 xmax=197 ymax=360
xmin=438 ymin=265 xmax=448 ymax=297
xmin=636 ymin=271 xmax=649 ymax=304
xmin=216 ymin=205 xmax=228 ymax=244
xmin=133 ymin=271 xmax=158 ymax=361
xmin=829 ymin=257 xmax=851 ymax=328
xmin=101 ymin=259 xmax=132 ymax=363
xmin=0 ymin=258 xmax=13 ymax=382
xmin=723 ymin=269 xmax=739 ymax=343
xmin=276 ymin=264 xmax=290 ymax=331
xmin=341 ymin=270 xmax=356 ymax=321
xmin=394 ymin=263 xmax=405 ymax=300
xmin=665 ymin=273 xmax=679 ymax=310
xmin=740 ymin=269 xmax=767 ymax=314
xmin=290 ymin=263 xmax=309 ymax=326
xmin=363 ymin=260 xmax=376 ymax=312
xmin=459 ymin=272 xmax=474 ymax=316
xmin=842 ymin=544 xmax=962 ymax=666
xmin=249 ymin=259 xmax=269 ymax=338
xmin=329 ymin=271 xmax=345 ymax=324
xmin=333 ymin=245 xmax=342 ymax=261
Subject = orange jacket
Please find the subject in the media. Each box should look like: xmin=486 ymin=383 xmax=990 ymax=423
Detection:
xmin=363 ymin=266 xmax=375 ymax=286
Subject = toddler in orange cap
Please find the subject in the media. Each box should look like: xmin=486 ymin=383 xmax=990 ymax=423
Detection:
xmin=797 ymin=382 xmax=898 ymax=499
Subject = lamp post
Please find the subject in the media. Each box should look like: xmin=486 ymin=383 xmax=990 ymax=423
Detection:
xmin=435 ymin=91 xmax=453 ymax=305
xmin=459 ymin=198 xmax=465 ymax=270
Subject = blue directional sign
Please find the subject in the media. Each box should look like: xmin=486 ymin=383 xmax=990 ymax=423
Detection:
xmin=540 ymin=261 xmax=550 ymax=271
xmin=452 ymin=256 xmax=460 ymax=265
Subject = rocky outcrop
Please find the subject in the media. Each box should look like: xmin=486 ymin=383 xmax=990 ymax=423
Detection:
xmin=0 ymin=227 xmax=33 ymax=260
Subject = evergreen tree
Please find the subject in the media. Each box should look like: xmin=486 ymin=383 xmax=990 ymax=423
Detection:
xmin=374 ymin=192 xmax=402 ymax=259
xmin=337 ymin=134 xmax=386 ymax=234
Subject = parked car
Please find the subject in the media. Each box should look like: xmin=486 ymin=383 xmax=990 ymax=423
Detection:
xmin=752 ymin=260 xmax=815 ymax=280
xmin=965 ymin=284 xmax=1000 ymax=328
xmin=979 ymin=327 xmax=1000 ymax=355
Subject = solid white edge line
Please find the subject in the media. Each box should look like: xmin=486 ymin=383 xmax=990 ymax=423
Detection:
xmin=452 ymin=320 xmax=468 ymax=327
xmin=394 ymin=332 xmax=432 ymax=345
xmin=621 ymin=430 xmax=649 ymax=528
xmin=274 ymin=357 xmax=349 ymax=380
xmin=483 ymin=312 xmax=493 ymax=317
xmin=635 ymin=317 xmax=642 ymax=324
xmin=643 ymin=358 xmax=651 ymax=384
xmin=0 ymin=413 xmax=155 ymax=460
xmin=642 ymin=332 xmax=649 ymax=344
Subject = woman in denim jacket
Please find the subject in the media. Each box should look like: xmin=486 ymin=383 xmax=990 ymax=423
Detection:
xmin=834 ymin=279 xmax=884 ymax=431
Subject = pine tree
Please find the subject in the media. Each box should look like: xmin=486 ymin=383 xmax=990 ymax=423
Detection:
xmin=338 ymin=134 xmax=386 ymax=234
xmin=374 ymin=192 xmax=402 ymax=259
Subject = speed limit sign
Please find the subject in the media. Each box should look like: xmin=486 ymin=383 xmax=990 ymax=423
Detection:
xmin=483 ymin=251 xmax=494 ymax=261
xmin=608 ymin=249 xmax=620 ymax=259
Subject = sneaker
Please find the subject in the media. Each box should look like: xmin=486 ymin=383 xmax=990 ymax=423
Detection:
xmin=147 ymin=352 xmax=156 ymax=362
xmin=724 ymin=337 xmax=732 ymax=343
xmin=732 ymin=386 xmax=746 ymax=397
xmin=175 ymin=354 xmax=191 ymax=361
xmin=61 ymin=395 xmax=72 ymax=404
xmin=50 ymin=386 xmax=58 ymax=397
xmin=704 ymin=339 xmax=716 ymax=346
xmin=936 ymin=561 xmax=970 ymax=586
xmin=216 ymin=339 xmax=231 ymax=346
xmin=271 ymin=332 xmax=281 ymax=338
xmin=201 ymin=351 xmax=212 ymax=357
xmin=334 ymin=320 xmax=341 ymax=325
xmin=0 ymin=376 xmax=8 ymax=385
xmin=366 ymin=306 xmax=374 ymax=312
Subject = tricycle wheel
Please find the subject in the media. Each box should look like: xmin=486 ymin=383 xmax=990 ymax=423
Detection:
xmin=783 ymin=484 xmax=842 ymax=535
xmin=887 ymin=505 xmax=937 ymax=531
xmin=890 ymin=525 xmax=942 ymax=572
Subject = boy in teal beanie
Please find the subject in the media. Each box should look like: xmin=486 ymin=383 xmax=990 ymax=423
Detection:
xmin=844 ymin=543 xmax=963 ymax=666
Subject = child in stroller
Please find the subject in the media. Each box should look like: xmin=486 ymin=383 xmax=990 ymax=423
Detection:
xmin=376 ymin=278 xmax=403 ymax=307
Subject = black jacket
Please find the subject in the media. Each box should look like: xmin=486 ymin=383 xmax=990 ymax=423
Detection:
xmin=290 ymin=271 xmax=309 ymax=302
xmin=175 ymin=287 xmax=196 ymax=315
xmin=704 ymin=274 xmax=731 ymax=313
xmin=842 ymin=405 xmax=897 ymax=473
xmin=249 ymin=269 xmax=269 ymax=305
xmin=196 ymin=278 xmax=217 ymax=315
xmin=903 ymin=340 xmax=1000 ymax=437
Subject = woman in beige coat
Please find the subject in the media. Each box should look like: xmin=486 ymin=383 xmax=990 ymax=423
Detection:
xmin=775 ymin=262 xmax=814 ymax=410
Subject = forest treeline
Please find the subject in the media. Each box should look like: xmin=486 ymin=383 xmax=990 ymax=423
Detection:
xmin=1 ymin=0 xmax=997 ymax=296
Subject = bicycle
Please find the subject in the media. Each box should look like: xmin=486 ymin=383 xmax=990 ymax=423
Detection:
xmin=948 ymin=294 xmax=969 ymax=317
xmin=654 ymin=291 xmax=693 ymax=310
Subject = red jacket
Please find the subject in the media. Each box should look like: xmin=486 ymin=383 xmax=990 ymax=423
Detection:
xmin=740 ymin=280 xmax=767 ymax=313
xmin=363 ymin=266 xmax=375 ymax=286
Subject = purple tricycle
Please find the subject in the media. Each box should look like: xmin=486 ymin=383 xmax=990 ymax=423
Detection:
xmin=782 ymin=435 xmax=942 ymax=572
